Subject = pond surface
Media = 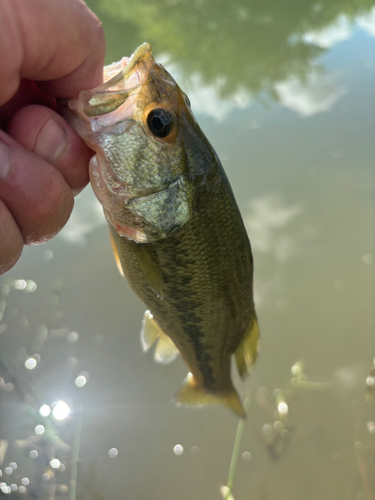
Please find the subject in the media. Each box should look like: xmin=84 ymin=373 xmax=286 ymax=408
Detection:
xmin=1 ymin=1 xmax=374 ymax=499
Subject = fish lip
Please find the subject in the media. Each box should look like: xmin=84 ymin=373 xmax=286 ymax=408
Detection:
xmin=67 ymin=43 xmax=154 ymax=121
xmin=99 ymin=43 xmax=153 ymax=91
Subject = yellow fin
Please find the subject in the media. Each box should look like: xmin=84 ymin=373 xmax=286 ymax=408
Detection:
xmin=174 ymin=374 xmax=246 ymax=418
xmin=140 ymin=311 xmax=179 ymax=364
xmin=235 ymin=316 xmax=260 ymax=380
xmin=133 ymin=244 xmax=164 ymax=299
xmin=109 ymin=230 xmax=124 ymax=276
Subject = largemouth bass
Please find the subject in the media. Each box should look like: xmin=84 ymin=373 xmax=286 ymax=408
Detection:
xmin=63 ymin=43 xmax=259 ymax=417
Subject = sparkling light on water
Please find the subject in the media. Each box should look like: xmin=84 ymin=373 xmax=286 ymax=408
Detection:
xmin=25 ymin=280 xmax=37 ymax=292
xmin=242 ymin=451 xmax=252 ymax=461
xmin=43 ymin=250 xmax=54 ymax=260
xmin=108 ymin=448 xmax=118 ymax=458
xmin=34 ymin=425 xmax=45 ymax=435
xmin=173 ymin=444 xmax=183 ymax=455
xmin=75 ymin=375 xmax=87 ymax=388
xmin=0 ymin=484 xmax=11 ymax=494
xmin=273 ymin=420 xmax=283 ymax=431
xmin=67 ymin=331 xmax=79 ymax=343
xmin=291 ymin=364 xmax=302 ymax=376
xmin=262 ymin=423 xmax=273 ymax=436
xmin=50 ymin=459 xmax=61 ymax=468
xmin=14 ymin=280 xmax=27 ymax=290
xmin=52 ymin=401 xmax=70 ymax=420
xmin=39 ymin=404 xmax=51 ymax=417
xmin=29 ymin=450 xmax=38 ymax=459
xmin=278 ymin=402 xmax=289 ymax=415
xmin=21 ymin=478 xmax=29 ymax=486
xmin=24 ymin=358 xmax=37 ymax=370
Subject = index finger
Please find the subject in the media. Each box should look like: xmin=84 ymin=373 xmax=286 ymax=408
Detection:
xmin=0 ymin=0 xmax=105 ymax=105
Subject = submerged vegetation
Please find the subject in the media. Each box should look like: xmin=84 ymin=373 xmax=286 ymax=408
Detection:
xmin=1 ymin=279 xmax=374 ymax=498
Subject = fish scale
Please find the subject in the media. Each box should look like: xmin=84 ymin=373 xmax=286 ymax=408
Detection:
xmin=110 ymin=161 xmax=254 ymax=401
xmin=62 ymin=42 xmax=259 ymax=417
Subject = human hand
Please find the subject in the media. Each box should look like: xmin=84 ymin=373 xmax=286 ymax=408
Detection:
xmin=0 ymin=0 xmax=105 ymax=274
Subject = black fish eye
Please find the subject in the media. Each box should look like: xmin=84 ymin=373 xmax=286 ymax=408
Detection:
xmin=147 ymin=109 xmax=174 ymax=138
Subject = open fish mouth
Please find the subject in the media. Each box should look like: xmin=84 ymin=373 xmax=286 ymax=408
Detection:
xmin=68 ymin=43 xmax=154 ymax=123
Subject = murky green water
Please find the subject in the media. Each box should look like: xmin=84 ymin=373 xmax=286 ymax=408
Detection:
xmin=1 ymin=1 xmax=375 ymax=499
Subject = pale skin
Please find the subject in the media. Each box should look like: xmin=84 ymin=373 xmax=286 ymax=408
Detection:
xmin=0 ymin=0 xmax=106 ymax=274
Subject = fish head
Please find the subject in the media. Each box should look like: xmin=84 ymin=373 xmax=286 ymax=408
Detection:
xmin=63 ymin=43 xmax=214 ymax=243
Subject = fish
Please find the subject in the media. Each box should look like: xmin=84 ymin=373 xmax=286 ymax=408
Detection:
xmin=62 ymin=43 xmax=259 ymax=418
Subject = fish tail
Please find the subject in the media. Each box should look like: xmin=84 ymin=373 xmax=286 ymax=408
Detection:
xmin=234 ymin=315 xmax=260 ymax=380
xmin=173 ymin=373 xmax=246 ymax=418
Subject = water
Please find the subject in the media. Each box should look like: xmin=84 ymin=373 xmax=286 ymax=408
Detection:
xmin=1 ymin=0 xmax=374 ymax=498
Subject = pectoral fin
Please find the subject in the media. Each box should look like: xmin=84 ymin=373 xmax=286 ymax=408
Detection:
xmin=174 ymin=373 xmax=246 ymax=418
xmin=109 ymin=230 xmax=124 ymax=277
xmin=132 ymin=244 xmax=164 ymax=299
xmin=235 ymin=316 xmax=260 ymax=380
xmin=140 ymin=310 xmax=179 ymax=364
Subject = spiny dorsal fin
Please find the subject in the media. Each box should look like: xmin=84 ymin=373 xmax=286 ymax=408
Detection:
xmin=235 ymin=316 xmax=260 ymax=380
xmin=140 ymin=310 xmax=179 ymax=364
xmin=132 ymin=244 xmax=164 ymax=299
xmin=174 ymin=373 xmax=246 ymax=418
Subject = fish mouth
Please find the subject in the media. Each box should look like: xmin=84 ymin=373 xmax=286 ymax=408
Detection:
xmin=68 ymin=43 xmax=154 ymax=122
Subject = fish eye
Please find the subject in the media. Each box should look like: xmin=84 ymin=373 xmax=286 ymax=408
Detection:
xmin=147 ymin=109 xmax=175 ymax=138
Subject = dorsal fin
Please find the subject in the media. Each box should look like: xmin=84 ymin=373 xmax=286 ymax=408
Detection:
xmin=140 ymin=310 xmax=179 ymax=364
xmin=234 ymin=316 xmax=260 ymax=380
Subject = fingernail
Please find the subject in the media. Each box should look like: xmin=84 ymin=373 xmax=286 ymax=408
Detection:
xmin=34 ymin=119 xmax=67 ymax=163
xmin=0 ymin=140 xmax=10 ymax=179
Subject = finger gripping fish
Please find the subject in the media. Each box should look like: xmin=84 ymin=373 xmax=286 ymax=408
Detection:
xmin=63 ymin=43 xmax=259 ymax=418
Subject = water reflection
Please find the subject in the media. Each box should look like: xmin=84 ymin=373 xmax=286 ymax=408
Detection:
xmin=108 ymin=448 xmax=118 ymax=458
xmin=96 ymin=0 xmax=374 ymax=105
xmin=173 ymin=444 xmax=184 ymax=455
xmin=275 ymin=72 xmax=346 ymax=117
xmin=52 ymin=401 xmax=70 ymax=421
xmin=39 ymin=404 xmax=51 ymax=417
xmin=0 ymin=1 xmax=374 ymax=498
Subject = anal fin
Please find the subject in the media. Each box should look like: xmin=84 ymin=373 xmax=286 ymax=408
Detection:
xmin=174 ymin=373 xmax=246 ymax=418
xmin=140 ymin=310 xmax=179 ymax=364
xmin=235 ymin=316 xmax=260 ymax=380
